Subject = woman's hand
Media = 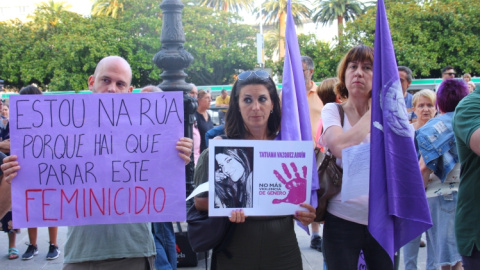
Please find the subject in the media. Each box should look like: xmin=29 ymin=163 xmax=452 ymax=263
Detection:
xmin=295 ymin=203 xmax=316 ymax=226
xmin=229 ymin=209 xmax=246 ymax=223
xmin=1 ymin=155 xmax=20 ymax=185
xmin=215 ymin=169 xmax=227 ymax=182
xmin=176 ymin=137 xmax=193 ymax=165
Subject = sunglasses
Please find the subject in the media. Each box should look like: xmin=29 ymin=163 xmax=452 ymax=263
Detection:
xmin=443 ymin=72 xmax=456 ymax=76
xmin=237 ymin=70 xmax=270 ymax=81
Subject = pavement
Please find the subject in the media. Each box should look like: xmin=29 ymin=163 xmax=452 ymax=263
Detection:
xmin=0 ymin=223 xmax=428 ymax=270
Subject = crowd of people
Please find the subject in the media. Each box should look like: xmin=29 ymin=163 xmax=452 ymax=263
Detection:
xmin=0 ymin=46 xmax=479 ymax=270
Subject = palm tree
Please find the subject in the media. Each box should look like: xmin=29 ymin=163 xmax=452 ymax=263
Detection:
xmin=198 ymin=0 xmax=254 ymax=13
xmin=35 ymin=0 xmax=72 ymax=28
xmin=92 ymin=0 xmax=124 ymax=18
xmin=312 ymin=0 xmax=365 ymax=41
xmin=260 ymin=0 xmax=310 ymax=59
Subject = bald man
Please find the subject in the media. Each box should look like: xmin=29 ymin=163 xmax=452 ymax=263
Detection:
xmin=1 ymin=56 xmax=193 ymax=270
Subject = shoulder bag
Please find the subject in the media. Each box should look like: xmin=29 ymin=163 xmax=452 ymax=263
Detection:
xmin=314 ymin=103 xmax=344 ymax=222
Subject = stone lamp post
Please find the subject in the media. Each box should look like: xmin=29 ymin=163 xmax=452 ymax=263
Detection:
xmin=154 ymin=0 xmax=196 ymax=207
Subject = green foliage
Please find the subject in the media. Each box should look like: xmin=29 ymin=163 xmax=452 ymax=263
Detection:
xmin=298 ymin=34 xmax=348 ymax=80
xmin=0 ymin=0 xmax=257 ymax=90
xmin=312 ymin=0 xmax=366 ymax=40
xmin=197 ymin=0 xmax=254 ymax=13
xmin=343 ymin=0 xmax=480 ymax=77
xmin=183 ymin=6 xmax=257 ymax=85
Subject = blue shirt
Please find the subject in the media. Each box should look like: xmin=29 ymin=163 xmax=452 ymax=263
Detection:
xmin=416 ymin=112 xmax=458 ymax=182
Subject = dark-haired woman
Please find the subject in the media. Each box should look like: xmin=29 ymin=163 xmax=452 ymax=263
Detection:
xmin=194 ymin=70 xmax=315 ymax=269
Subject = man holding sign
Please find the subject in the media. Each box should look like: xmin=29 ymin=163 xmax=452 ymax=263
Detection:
xmin=2 ymin=56 xmax=193 ymax=269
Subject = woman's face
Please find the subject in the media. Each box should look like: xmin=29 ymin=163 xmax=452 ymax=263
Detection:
xmin=2 ymin=106 xmax=8 ymax=118
xmin=216 ymin=153 xmax=245 ymax=182
xmin=413 ymin=96 xmax=436 ymax=122
xmin=468 ymin=83 xmax=475 ymax=93
xmin=197 ymin=92 xmax=211 ymax=110
xmin=238 ymin=84 xmax=273 ymax=133
xmin=344 ymin=60 xmax=373 ymax=97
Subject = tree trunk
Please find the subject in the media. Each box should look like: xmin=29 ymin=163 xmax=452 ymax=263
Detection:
xmin=337 ymin=15 xmax=344 ymax=43
xmin=279 ymin=11 xmax=286 ymax=59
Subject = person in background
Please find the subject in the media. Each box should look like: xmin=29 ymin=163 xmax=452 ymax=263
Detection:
xmin=463 ymin=73 xmax=471 ymax=83
xmin=2 ymin=103 xmax=9 ymax=120
xmin=417 ymin=79 xmax=467 ymax=270
xmin=189 ymin=84 xmax=201 ymax=164
xmin=301 ymin=55 xmax=324 ymax=252
xmin=315 ymin=78 xmax=340 ymax=148
xmin=467 ymin=81 xmax=475 ymax=94
xmin=0 ymin=97 xmax=16 ymax=260
xmin=398 ymin=66 xmax=416 ymax=122
xmin=215 ymin=89 xmax=230 ymax=124
xmin=195 ymin=89 xmax=214 ymax=153
xmin=402 ymin=89 xmax=437 ymax=270
xmin=189 ymin=83 xmax=198 ymax=99
xmin=194 ymin=70 xmax=315 ymax=269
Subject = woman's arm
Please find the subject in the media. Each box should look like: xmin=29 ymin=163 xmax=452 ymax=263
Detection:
xmin=323 ymin=108 xmax=371 ymax=158
xmin=419 ymin=156 xmax=431 ymax=188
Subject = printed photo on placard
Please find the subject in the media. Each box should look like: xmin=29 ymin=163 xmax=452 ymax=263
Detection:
xmin=213 ymin=146 xmax=254 ymax=209
xmin=208 ymin=140 xmax=312 ymax=217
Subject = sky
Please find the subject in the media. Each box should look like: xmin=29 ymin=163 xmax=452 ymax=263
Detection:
xmin=0 ymin=0 xmax=342 ymax=43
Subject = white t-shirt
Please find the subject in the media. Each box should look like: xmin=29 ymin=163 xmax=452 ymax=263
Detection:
xmin=321 ymin=103 xmax=370 ymax=225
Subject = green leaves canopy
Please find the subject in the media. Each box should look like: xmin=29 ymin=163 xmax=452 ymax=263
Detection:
xmin=0 ymin=1 xmax=257 ymax=90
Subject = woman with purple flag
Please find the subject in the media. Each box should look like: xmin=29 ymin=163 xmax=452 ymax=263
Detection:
xmin=320 ymin=45 xmax=393 ymax=269
xmin=194 ymin=70 xmax=315 ymax=269
xmin=416 ymin=79 xmax=468 ymax=270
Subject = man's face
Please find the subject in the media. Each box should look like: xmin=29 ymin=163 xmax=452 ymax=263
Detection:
xmin=398 ymin=71 xmax=411 ymax=95
xmin=302 ymin=63 xmax=314 ymax=87
xmin=189 ymin=86 xmax=198 ymax=99
xmin=221 ymin=91 xmax=227 ymax=98
xmin=88 ymin=58 xmax=133 ymax=93
xmin=442 ymin=69 xmax=456 ymax=80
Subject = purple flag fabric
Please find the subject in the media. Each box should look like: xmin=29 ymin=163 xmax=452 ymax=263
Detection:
xmin=280 ymin=0 xmax=319 ymax=211
xmin=369 ymin=0 xmax=432 ymax=262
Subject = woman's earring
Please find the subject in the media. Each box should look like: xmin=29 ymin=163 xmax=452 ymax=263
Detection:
xmin=270 ymin=110 xmax=273 ymax=114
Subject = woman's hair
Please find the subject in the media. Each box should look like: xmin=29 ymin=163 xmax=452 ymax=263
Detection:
xmin=335 ymin=45 xmax=374 ymax=99
xmin=197 ymin=89 xmax=210 ymax=100
xmin=19 ymin=85 xmax=42 ymax=95
xmin=215 ymin=148 xmax=253 ymax=208
xmin=436 ymin=79 xmax=469 ymax=113
xmin=412 ymin=89 xmax=436 ymax=108
xmin=225 ymin=71 xmax=281 ymax=139
xmin=317 ymin=77 xmax=339 ymax=104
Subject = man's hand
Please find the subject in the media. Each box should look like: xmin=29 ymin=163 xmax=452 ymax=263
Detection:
xmin=1 ymin=155 xmax=20 ymax=184
xmin=176 ymin=137 xmax=193 ymax=165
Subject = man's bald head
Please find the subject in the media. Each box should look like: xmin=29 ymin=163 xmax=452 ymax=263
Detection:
xmin=89 ymin=56 xmax=133 ymax=93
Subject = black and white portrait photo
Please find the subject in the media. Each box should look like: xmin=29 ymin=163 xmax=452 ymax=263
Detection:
xmin=213 ymin=147 xmax=254 ymax=208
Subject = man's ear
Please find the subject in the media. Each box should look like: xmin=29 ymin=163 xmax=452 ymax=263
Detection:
xmin=88 ymin=75 xmax=95 ymax=91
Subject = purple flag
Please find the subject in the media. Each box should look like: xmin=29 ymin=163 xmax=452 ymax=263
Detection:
xmin=280 ymin=0 xmax=319 ymax=209
xmin=369 ymin=0 xmax=432 ymax=262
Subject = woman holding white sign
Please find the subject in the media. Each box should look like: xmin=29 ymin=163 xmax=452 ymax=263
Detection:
xmin=194 ymin=70 xmax=315 ymax=269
